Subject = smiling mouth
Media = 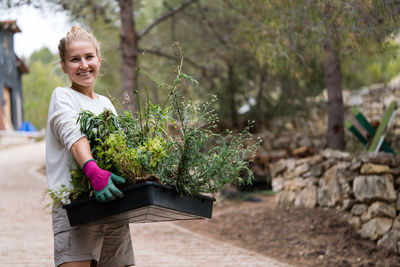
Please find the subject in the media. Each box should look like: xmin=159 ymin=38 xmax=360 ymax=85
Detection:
xmin=78 ymin=71 xmax=92 ymax=76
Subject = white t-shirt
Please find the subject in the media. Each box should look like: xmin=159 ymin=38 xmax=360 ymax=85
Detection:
xmin=45 ymin=87 xmax=117 ymax=191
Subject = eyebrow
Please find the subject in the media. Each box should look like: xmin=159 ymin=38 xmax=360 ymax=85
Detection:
xmin=67 ymin=52 xmax=95 ymax=59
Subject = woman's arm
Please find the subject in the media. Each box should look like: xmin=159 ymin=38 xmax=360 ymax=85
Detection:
xmin=69 ymin=136 xmax=126 ymax=202
xmin=70 ymin=137 xmax=93 ymax=168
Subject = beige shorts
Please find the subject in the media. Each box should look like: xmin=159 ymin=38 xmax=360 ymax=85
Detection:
xmin=52 ymin=204 xmax=135 ymax=267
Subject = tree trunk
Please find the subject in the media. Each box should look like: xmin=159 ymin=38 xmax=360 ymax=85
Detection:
xmin=324 ymin=42 xmax=345 ymax=150
xmin=118 ymin=0 xmax=137 ymax=114
xmin=227 ymin=63 xmax=238 ymax=129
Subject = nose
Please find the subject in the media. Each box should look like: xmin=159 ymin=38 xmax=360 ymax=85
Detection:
xmin=80 ymin=59 xmax=89 ymax=68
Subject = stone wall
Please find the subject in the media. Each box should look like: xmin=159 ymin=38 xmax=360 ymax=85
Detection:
xmin=271 ymin=149 xmax=400 ymax=254
xmin=256 ymin=81 xmax=400 ymax=153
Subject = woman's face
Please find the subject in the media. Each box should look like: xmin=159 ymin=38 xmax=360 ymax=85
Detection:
xmin=61 ymin=41 xmax=101 ymax=92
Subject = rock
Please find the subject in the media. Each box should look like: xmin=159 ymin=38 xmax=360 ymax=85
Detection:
xmin=349 ymin=158 xmax=362 ymax=171
xmin=321 ymin=159 xmax=336 ymax=173
xmin=337 ymin=169 xmax=354 ymax=184
xmin=285 ymin=177 xmax=308 ymax=191
xmin=342 ymin=199 xmax=354 ymax=211
xmin=305 ymin=177 xmax=318 ymax=187
xmin=361 ymin=211 xmax=372 ymax=223
xmin=294 ymin=186 xmax=317 ymax=208
xmin=377 ymin=230 xmax=400 ymax=253
xmin=304 ymin=164 xmax=323 ymax=178
xmin=337 ymin=161 xmax=351 ymax=169
xmin=360 ymin=163 xmax=390 ymax=175
xmin=272 ymin=177 xmax=284 ymax=192
xmin=358 ymin=152 xmax=400 ymax=167
xmin=270 ymin=159 xmax=287 ymax=178
xmin=276 ymin=191 xmax=296 ymax=207
xmin=318 ymin=166 xmax=342 ymax=207
xmin=359 ymin=217 xmax=393 ymax=241
xmin=292 ymin=163 xmax=310 ymax=178
xmin=272 ymin=176 xmax=285 ymax=192
xmin=348 ymin=216 xmax=361 ymax=229
xmin=368 ymin=201 xmax=396 ymax=219
xmin=298 ymin=154 xmax=323 ymax=165
xmin=285 ymin=159 xmax=297 ymax=173
xmin=341 ymin=183 xmax=352 ymax=198
xmin=291 ymin=146 xmax=314 ymax=158
xmin=353 ymin=174 xmax=396 ymax=203
xmin=321 ymin=149 xmax=352 ymax=160
xmin=392 ymin=215 xmax=400 ymax=231
xmin=351 ymin=204 xmax=368 ymax=216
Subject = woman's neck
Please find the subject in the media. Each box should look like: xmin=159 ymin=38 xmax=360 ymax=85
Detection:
xmin=71 ymin=83 xmax=97 ymax=99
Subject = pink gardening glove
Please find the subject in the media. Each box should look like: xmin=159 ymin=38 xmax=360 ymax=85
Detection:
xmin=83 ymin=159 xmax=126 ymax=202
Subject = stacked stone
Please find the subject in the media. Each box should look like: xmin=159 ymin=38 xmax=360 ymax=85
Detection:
xmin=271 ymin=150 xmax=400 ymax=254
xmin=258 ymin=130 xmax=324 ymax=152
xmin=257 ymin=83 xmax=400 ymax=154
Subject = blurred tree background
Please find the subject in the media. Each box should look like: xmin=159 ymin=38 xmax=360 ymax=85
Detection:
xmin=7 ymin=0 xmax=400 ymax=150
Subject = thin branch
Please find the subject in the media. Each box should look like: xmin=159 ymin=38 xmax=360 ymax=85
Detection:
xmin=137 ymin=0 xmax=198 ymax=40
xmin=137 ymin=48 xmax=221 ymax=79
xmin=138 ymin=48 xmax=202 ymax=69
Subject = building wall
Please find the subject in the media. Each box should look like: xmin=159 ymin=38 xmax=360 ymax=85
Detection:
xmin=0 ymin=29 xmax=23 ymax=129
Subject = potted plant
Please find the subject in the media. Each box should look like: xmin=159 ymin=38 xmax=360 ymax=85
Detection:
xmin=47 ymin=49 xmax=260 ymax=226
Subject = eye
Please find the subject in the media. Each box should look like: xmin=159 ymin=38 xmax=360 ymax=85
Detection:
xmin=86 ymin=55 xmax=95 ymax=59
xmin=71 ymin=58 xmax=79 ymax=62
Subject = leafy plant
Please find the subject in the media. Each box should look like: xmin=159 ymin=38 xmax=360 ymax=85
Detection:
xmin=47 ymin=47 xmax=260 ymax=203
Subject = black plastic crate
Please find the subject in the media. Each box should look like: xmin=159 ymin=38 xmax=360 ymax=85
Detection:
xmin=63 ymin=181 xmax=215 ymax=226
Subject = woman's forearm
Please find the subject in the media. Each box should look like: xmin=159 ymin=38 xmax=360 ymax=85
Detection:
xmin=70 ymin=137 xmax=93 ymax=168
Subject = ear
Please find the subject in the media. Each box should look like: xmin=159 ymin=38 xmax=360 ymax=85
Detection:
xmin=60 ymin=61 xmax=67 ymax=73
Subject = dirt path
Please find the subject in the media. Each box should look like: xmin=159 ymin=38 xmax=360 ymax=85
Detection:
xmin=0 ymin=141 xmax=290 ymax=267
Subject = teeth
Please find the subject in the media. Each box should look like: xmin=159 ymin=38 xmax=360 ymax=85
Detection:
xmin=78 ymin=71 xmax=90 ymax=76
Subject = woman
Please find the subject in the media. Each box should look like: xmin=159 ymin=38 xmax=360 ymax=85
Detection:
xmin=46 ymin=26 xmax=135 ymax=267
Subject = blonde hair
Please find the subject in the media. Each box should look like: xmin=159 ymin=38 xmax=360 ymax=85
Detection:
xmin=58 ymin=26 xmax=101 ymax=62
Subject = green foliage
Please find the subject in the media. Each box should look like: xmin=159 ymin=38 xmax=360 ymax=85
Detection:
xmin=342 ymin=43 xmax=400 ymax=90
xmin=77 ymin=109 xmax=119 ymax=155
xmin=158 ymin=113 xmax=259 ymax=195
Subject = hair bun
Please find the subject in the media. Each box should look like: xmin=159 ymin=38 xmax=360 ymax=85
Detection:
xmin=67 ymin=25 xmax=83 ymax=36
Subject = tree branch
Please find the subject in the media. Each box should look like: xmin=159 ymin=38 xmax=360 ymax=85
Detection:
xmin=137 ymin=0 xmax=198 ymax=40
xmin=137 ymin=48 xmax=221 ymax=79
xmin=138 ymin=48 xmax=202 ymax=69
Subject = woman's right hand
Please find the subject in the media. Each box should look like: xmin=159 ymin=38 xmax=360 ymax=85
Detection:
xmin=83 ymin=159 xmax=126 ymax=202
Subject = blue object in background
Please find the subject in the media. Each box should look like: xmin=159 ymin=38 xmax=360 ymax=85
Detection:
xmin=18 ymin=121 xmax=37 ymax=132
